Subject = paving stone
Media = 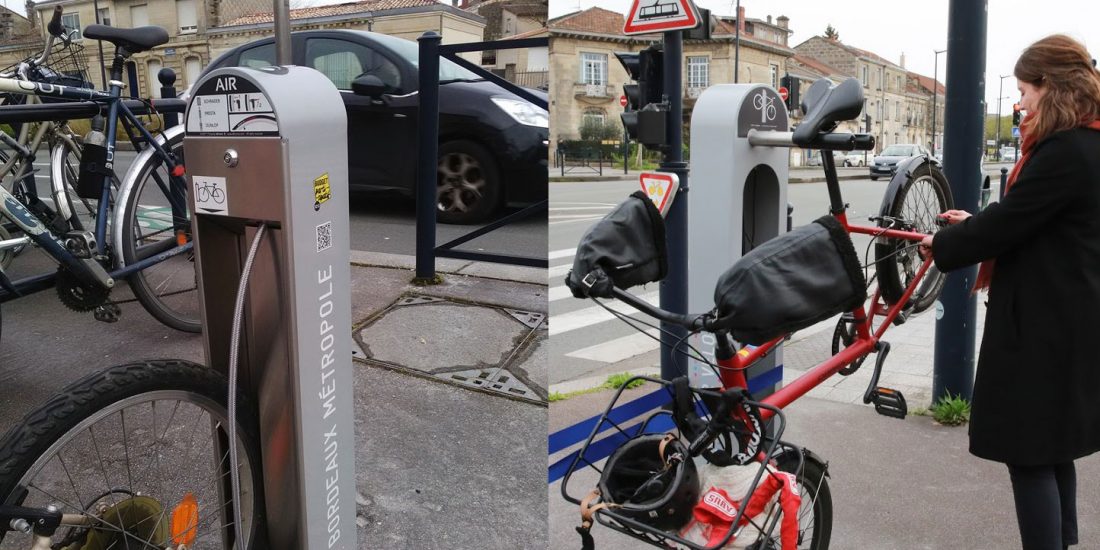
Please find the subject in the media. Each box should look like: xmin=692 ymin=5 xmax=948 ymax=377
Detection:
xmin=358 ymin=302 xmax=525 ymax=373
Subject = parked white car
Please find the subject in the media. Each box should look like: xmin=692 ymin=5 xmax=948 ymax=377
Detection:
xmin=1000 ymin=146 xmax=1019 ymax=162
xmin=844 ymin=152 xmax=868 ymax=167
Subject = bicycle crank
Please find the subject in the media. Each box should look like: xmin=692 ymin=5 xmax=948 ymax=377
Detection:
xmin=55 ymin=267 xmax=111 ymax=313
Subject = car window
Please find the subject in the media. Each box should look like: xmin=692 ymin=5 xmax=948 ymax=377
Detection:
xmin=881 ymin=145 xmax=915 ymax=156
xmin=305 ymin=38 xmax=402 ymax=91
xmin=367 ymin=33 xmax=481 ymax=82
xmin=239 ymin=43 xmax=275 ymax=69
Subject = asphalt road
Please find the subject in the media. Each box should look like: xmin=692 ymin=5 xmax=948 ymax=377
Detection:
xmin=548 ymin=164 xmax=1012 ymax=388
xmin=12 ymin=147 xmax=547 ymax=259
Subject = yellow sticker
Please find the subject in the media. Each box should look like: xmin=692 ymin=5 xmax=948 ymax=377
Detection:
xmin=313 ymin=173 xmax=331 ymax=211
xmin=737 ymin=348 xmax=750 ymax=358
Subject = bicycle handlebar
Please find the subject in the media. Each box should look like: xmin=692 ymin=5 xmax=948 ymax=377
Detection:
xmin=30 ymin=7 xmax=65 ymax=68
xmin=608 ymin=287 xmax=712 ymax=331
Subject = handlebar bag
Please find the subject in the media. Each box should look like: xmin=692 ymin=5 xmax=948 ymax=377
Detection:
xmin=711 ymin=215 xmax=866 ymax=345
xmin=566 ymin=191 xmax=667 ymax=298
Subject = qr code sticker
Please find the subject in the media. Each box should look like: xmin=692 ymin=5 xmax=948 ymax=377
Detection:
xmin=316 ymin=221 xmax=333 ymax=252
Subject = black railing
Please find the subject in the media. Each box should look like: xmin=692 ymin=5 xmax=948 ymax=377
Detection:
xmin=416 ymin=32 xmax=549 ymax=281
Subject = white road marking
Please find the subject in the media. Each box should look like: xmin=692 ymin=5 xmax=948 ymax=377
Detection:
xmin=565 ymin=329 xmax=661 ymax=363
xmin=549 ymin=248 xmax=575 ymax=260
xmin=549 ymin=291 xmax=659 ymax=336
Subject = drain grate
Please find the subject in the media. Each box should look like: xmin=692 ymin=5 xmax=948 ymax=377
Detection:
xmin=505 ymin=309 xmax=546 ymax=329
xmin=443 ymin=368 xmax=539 ymax=401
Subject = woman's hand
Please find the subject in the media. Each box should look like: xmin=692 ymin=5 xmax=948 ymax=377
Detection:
xmin=919 ymin=235 xmax=934 ymax=260
xmin=938 ymin=209 xmax=972 ymax=225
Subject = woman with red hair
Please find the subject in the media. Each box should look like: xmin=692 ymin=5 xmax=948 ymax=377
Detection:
xmin=921 ymin=34 xmax=1100 ymax=549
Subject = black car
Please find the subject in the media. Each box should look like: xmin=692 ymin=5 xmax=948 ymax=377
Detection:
xmin=199 ymin=30 xmax=548 ymax=224
xmin=869 ymin=143 xmax=938 ymax=181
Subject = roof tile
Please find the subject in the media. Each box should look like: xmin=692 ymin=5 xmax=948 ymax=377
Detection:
xmin=221 ymin=0 xmax=439 ymax=27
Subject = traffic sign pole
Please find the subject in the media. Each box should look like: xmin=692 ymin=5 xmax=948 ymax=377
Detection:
xmin=659 ymin=30 xmax=689 ymax=382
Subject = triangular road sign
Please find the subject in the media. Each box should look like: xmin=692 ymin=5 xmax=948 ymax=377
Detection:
xmin=624 ymin=0 xmax=700 ymax=35
xmin=639 ymin=171 xmax=680 ymax=217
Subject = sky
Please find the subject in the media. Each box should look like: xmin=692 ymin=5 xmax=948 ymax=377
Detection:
xmin=548 ymin=0 xmax=1100 ymax=114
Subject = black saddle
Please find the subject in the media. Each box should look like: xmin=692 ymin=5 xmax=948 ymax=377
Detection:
xmin=83 ymin=24 xmax=169 ymax=55
xmin=792 ymin=78 xmax=864 ymax=146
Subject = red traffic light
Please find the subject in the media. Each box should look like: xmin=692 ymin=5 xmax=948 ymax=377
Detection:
xmin=1013 ymin=103 xmax=1020 ymax=112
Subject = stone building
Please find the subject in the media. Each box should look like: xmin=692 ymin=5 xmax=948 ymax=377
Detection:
xmin=548 ymin=6 xmax=794 ymax=162
xmin=2 ymin=0 xmax=485 ymax=98
xmin=466 ymin=0 xmax=547 ymax=88
xmin=794 ymin=36 xmax=944 ymax=153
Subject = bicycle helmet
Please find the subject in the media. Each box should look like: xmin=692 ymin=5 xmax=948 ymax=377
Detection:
xmin=597 ymin=434 xmax=700 ymax=531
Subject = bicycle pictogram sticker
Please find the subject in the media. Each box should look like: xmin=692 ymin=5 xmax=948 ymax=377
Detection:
xmin=753 ymin=90 xmax=777 ymax=124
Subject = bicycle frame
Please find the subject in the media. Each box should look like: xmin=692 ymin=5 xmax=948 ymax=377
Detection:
xmin=0 ymin=75 xmax=192 ymax=302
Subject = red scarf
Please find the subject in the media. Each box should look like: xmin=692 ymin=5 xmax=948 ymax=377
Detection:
xmin=973 ymin=115 xmax=1100 ymax=291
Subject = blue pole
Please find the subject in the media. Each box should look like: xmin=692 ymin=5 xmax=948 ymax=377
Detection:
xmin=415 ymin=32 xmax=441 ymax=282
xmin=934 ymin=0 xmax=987 ymax=402
xmin=659 ymin=31 xmax=688 ymax=381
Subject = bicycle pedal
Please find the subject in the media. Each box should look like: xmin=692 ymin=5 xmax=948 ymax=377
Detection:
xmin=93 ymin=303 xmax=121 ymax=323
xmin=870 ymin=387 xmax=907 ymax=419
xmin=892 ymin=302 xmax=915 ymax=326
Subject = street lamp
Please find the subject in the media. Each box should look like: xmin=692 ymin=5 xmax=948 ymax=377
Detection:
xmin=996 ymin=74 xmax=1013 ymax=159
xmin=931 ymin=49 xmax=946 ymax=154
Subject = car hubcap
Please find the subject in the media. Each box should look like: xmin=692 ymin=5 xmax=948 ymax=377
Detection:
xmin=437 ymin=152 xmax=485 ymax=214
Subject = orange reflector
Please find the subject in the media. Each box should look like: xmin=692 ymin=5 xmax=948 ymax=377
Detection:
xmin=171 ymin=492 xmax=199 ymax=546
xmin=171 ymin=165 xmax=186 ymax=177
xmin=176 ymin=231 xmax=188 ymax=247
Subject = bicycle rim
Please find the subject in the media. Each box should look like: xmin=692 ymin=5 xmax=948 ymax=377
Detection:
xmin=0 ymin=364 xmax=261 ymax=549
xmin=121 ymin=135 xmax=201 ymax=332
xmin=876 ymin=167 xmax=952 ymax=311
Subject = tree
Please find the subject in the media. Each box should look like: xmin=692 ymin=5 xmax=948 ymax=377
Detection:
xmin=825 ymin=24 xmax=840 ymax=40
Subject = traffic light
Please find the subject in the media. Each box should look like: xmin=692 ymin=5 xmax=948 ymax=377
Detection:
xmin=615 ymin=45 xmax=666 ymax=147
xmin=1012 ymin=103 xmax=1022 ymax=126
xmin=779 ymin=74 xmax=800 ymax=114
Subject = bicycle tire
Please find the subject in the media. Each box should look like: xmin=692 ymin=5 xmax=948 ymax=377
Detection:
xmin=118 ymin=130 xmax=201 ymax=332
xmin=874 ymin=161 xmax=954 ymax=312
xmin=773 ymin=453 xmax=833 ymax=550
xmin=0 ymin=360 xmax=265 ymax=549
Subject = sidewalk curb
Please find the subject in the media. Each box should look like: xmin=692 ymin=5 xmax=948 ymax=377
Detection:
xmin=550 ymin=174 xmax=867 ymax=184
xmin=349 ymin=250 xmax=547 ymax=286
xmin=549 ymin=366 xmax=660 ymax=395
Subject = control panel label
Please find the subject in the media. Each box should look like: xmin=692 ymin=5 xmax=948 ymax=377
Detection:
xmin=186 ymin=74 xmax=279 ymax=136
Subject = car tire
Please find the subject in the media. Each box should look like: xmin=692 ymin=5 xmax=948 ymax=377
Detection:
xmin=437 ymin=140 xmax=501 ymax=225
xmin=870 ymin=176 xmax=878 ymax=181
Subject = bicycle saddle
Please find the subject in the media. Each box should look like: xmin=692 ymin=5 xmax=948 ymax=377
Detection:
xmin=83 ymin=24 xmax=169 ymax=55
xmin=792 ymin=78 xmax=864 ymax=146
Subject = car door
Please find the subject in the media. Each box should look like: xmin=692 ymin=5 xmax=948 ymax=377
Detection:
xmin=303 ymin=36 xmax=413 ymax=192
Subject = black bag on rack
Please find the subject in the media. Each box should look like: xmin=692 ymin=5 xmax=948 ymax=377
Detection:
xmin=566 ymin=191 xmax=667 ymax=299
xmin=711 ymin=215 xmax=866 ymax=345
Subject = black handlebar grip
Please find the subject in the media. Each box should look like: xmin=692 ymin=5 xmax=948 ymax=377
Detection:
xmin=47 ymin=6 xmax=64 ymax=37
xmin=816 ymin=133 xmax=857 ymax=150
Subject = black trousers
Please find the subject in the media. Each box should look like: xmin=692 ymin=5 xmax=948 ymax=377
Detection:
xmin=1006 ymin=462 xmax=1078 ymax=550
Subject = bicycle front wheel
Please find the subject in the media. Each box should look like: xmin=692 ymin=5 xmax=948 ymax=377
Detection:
xmin=0 ymin=360 xmax=265 ymax=549
xmin=875 ymin=161 xmax=954 ymax=312
xmin=119 ymin=131 xmax=201 ymax=332
xmin=773 ymin=453 xmax=832 ymax=550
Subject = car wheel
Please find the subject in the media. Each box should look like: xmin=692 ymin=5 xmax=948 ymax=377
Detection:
xmin=870 ymin=176 xmax=879 ymax=181
xmin=436 ymin=140 xmax=500 ymax=225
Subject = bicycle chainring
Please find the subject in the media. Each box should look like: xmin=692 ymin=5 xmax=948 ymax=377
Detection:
xmin=832 ymin=316 xmax=867 ymax=375
xmin=55 ymin=267 xmax=111 ymax=312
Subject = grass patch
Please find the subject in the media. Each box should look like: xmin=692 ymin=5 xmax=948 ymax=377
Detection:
xmin=605 ymin=372 xmax=645 ymax=390
xmin=548 ymin=373 xmax=649 ymax=402
xmin=930 ymin=392 xmax=971 ymax=426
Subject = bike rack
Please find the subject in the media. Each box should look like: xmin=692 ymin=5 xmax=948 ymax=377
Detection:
xmin=183 ymin=66 xmax=358 ymax=548
xmin=687 ymin=84 xmax=791 ymax=394
xmin=414 ymin=33 xmax=549 ymax=280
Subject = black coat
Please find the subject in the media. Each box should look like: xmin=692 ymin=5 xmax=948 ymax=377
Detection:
xmin=932 ymin=127 xmax=1100 ymax=465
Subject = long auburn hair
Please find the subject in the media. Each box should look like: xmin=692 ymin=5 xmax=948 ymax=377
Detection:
xmin=1014 ymin=34 xmax=1100 ymax=143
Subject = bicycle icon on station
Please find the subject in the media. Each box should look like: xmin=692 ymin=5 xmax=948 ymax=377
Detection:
xmin=197 ymin=181 xmax=226 ymax=204
xmin=753 ymin=90 xmax=777 ymax=123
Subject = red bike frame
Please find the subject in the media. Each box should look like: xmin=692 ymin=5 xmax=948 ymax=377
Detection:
xmin=718 ymin=209 xmax=933 ymax=419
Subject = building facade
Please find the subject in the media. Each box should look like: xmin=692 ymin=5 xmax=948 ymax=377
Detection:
xmin=548 ymin=6 xmax=794 ymax=162
xmin=794 ymin=36 xmax=944 ymax=153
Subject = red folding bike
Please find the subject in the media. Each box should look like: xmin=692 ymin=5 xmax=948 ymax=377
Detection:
xmin=560 ymin=78 xmax=955 ymax=550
